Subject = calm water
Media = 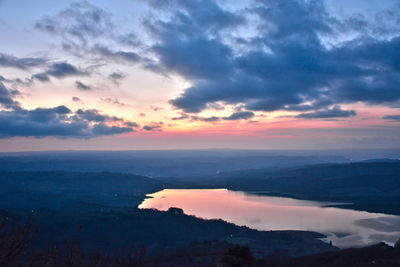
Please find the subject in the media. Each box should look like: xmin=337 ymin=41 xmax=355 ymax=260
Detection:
xmin=139 ymin=189 xmax=400 ymax=248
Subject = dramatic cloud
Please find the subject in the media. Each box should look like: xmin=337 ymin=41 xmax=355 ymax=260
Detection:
xmin=30 ymin=0 xmax=400 ymax=123
xmin=0 ymin=82 xmax=137 ymax=138
xmin=0 ymin=108 xmax=85 ymax=138
xmin=145 ymin=0 xmax=239 ymax=80
xmin=295 ymin=106 xmax=356 ymax=119
xmin=75 ymin=80 xmax=91 ymax=91
xmin=33 ymin=62 xmax=86 ymax=82
xmin=139 ymin=0 xmax=400 ymax=118
xmin=0 ymin=106 xmax=137 ymax=138
xmin=0 ymin=53 xmax=47 ymax=70
xmin=2 ymin=0 xmax=400 ymax=148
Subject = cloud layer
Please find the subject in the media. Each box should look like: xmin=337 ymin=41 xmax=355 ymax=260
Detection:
xmin=141 ymin=0 xmax=400 ymax=118
xmin=0 ymin=82 xmax=138 ymax=138
xmin=32 ymin=0 xmax=400 ymax=121
xmin=0 ymin=53 xmax=48 ymax=70
xmin=1 ymin=0 xmax=400 ymax=143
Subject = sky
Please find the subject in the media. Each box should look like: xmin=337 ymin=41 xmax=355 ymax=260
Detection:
xmin=0 ymin=0 xmax=400 ymax=151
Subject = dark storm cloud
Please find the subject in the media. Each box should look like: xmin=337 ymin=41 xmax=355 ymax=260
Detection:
xmin=33 ymin=62 xmax=86 ymax=82
xmin=295 ymin=106 xmax=356 ymax=119
xmin=140 ymin=0 xmax=400 ymax=118
xmin=75 ymin=80 xmax=91 ymax=91
xmin=383 ymin=115 xmax=400 ymax=121
xmin=0 ymin=53 xmax=47 ymax=70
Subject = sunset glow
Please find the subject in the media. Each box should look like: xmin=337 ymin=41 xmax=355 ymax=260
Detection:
xmin=1 ymin=0 xmax=400 ymax=151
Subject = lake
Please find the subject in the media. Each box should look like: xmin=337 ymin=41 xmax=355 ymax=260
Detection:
xmin=139 ymin=189 xmax=400 ymax=248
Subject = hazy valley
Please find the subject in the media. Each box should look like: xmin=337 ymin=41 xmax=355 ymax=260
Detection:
xmin=1 ymin=150 xmax=400 ymax=266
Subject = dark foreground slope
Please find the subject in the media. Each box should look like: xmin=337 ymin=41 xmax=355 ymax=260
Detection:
xmin=0 ymin=171 xmax=335 ymax=265
xmin=1 ymin=219 xmax=398 ymax=267
xmin=214 ymin=161 xmax=400 ymax=215
xmin=260 ymin=242 xmax=400 ymax=267
xmin=2 ymin=207 xmax=334 ymax=260
xmin=218 ymin=243 xmax=400 ymax=267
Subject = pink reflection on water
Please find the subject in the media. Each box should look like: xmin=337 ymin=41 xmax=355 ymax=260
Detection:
xmin=139 ymin=189 xmax=400 ymax=248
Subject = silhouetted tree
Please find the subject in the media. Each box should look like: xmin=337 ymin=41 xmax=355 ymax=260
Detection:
xmin=0 ymin=218 xmax=33 ymax=266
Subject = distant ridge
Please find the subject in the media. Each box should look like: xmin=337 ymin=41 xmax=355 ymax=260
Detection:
xmin=215 ymin=161 xmax=400 ymax=215
xmin=361 ymin=158 xmax=400 ymax=163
